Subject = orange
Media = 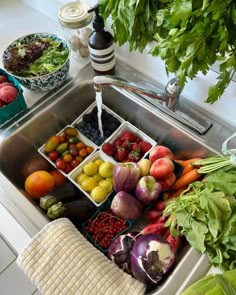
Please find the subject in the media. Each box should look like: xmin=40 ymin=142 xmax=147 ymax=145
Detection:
xmin=25 ymin=170 xmax=54 ymax=199
xmin=49 ymin=170 xmax=66 ymax=187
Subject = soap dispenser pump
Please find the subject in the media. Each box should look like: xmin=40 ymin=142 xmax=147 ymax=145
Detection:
xmin=88 ymin=4 xmax=115 ymax=74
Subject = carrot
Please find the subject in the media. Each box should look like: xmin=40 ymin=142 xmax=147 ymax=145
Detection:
xmin=171 ymin=169 xmax=201 ymax=191
xmin=175 ymin=158 xmax=202 ymax=168
xmin=180 ymin=163 xmax=195 ymax=177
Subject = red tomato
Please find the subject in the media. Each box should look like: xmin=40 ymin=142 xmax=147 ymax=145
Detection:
xmin=49 ymin=150 xmax=59 ymax=162
xmin=55 ymin=158 xmax=66 ymax=170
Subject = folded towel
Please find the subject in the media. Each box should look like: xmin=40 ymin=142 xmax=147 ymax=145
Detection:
xmin=17 ymin=218 xmax=146 ymax=295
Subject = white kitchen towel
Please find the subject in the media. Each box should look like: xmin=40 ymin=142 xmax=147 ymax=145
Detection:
xmin=17 ymin=218 xmax=146 ymax=295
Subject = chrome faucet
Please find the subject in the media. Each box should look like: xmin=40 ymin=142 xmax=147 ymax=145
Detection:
xmin=93 ymin=75 xmax=212 ymax=134
xmin=93 ymin=76 xmax=183 ymax=111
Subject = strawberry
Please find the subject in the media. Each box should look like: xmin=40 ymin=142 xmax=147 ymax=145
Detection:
xmin=132 ymin=143 xmax=141 ymax=152
xmin=121 ymin=130 xmax=136 ymax=142
xmin=102 ymin=142 xmax=114 ymax=156
xmin=121 ymin=140 xmax=132 ymax=151
xmin=114 ymin=138 xmax=123 ymax=148
xmin=127 ymin=150 xmax=142 ymax=162
xmin=139 ymin=141 xmax=152 ymax=153
xmin=116 ymin=148 xmax=127 ymax=161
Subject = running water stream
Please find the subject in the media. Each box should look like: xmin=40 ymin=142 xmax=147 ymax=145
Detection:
xmin=95 ymin=91 xmax=104 ymax=138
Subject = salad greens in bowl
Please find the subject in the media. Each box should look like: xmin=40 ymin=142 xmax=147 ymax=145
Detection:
xmin=2 ymin=33 xmax=70 ymax=91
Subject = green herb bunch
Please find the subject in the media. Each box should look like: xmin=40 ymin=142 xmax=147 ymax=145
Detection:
xmin=163 ymin=169 xmax=236 ymax=270
xmin=99 ymin=0 xmax=236 ymax=104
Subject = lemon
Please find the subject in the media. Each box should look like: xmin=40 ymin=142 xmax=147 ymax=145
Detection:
xmin=92 ymin=173 xmax=104 ymax=183
xmin=83 ymin=162 xmax=98 ymax=176
xmin=99 ymin=162 xmax=114 ymax=178
xmin=76 ymin=173 xmax=89 ymax=185
xmin=81 ymin=177 xmax=97 ymax=192
xmin=98 ymin=179 xmax=113 ymax=193
xmin=91 ymin=186 xmax=107 ymax=203
xmin=94 ymin=159 xmax=104 ymax=167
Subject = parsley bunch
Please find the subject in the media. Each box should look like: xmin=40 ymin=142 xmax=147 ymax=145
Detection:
xmin=99 ymin=0 xmax=236 ymax=104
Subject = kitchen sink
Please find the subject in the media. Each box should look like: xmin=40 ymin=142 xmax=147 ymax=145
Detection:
xmin=0 ymin=60 xmax=235 ymax=294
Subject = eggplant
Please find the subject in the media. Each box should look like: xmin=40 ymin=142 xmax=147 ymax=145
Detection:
xmin=111 ymin=191 xmax=143 ymax=220
xmin=40 ymin=182 xmax=79 ymax=210
xmin=47 ymin=198 xmax=97 ymax=220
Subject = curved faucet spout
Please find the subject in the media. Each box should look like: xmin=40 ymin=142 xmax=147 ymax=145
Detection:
xmin=93 ymin=75 xmax=182 ymax=111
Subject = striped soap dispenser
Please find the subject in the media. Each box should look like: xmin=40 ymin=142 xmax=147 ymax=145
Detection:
xmin=88 ymin=4 xmax=116 ymax=74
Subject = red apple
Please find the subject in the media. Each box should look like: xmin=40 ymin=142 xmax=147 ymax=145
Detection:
xmin=0 ymin=85 xmax=18 ymax=104
xmin=149 ymin=145 xmax=174 ymax=162
xmin=0 ymin=82 xmax=14 ymax=89
xmin=158 ymin=172 xmax=176 ymax=191
xmin=150 ymin=158 xmax=175 ymax=179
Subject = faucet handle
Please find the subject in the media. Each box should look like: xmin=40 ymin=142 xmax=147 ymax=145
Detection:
xmin=165 ymin=78 xmax=183 ymax=97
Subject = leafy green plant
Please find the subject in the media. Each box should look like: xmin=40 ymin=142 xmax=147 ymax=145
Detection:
xmin=99 ymin=0 xmax=236 ymax=104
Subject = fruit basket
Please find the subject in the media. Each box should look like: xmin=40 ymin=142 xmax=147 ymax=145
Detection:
xmin=0 ymin=68 xmax=26 ymax=124
xmin=101 ymin=121 xmax=156 ymax=162
xmin=38 ymin=125 xmax=97 ymax=176
xmin=71 ymin=101 xmax=124 ymax=147
xmin=82 ymin=198 xmax=134 ymax=253
xmin=68 ymin=150 xmax=116 ymax=206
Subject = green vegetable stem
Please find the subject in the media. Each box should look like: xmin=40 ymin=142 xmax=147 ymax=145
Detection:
xmin=193 ymin=155 xmax=233 ymax=174
xmin=99 ymin=0 xmax=236 ymax=104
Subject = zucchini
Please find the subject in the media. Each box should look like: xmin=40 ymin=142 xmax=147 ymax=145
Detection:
xmin=47 ymin=198 xmax=97 ymax=221
xmin=40 ymin=182 xmax=79 ymax=210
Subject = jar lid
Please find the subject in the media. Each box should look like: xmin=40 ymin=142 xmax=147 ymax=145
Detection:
xmin=58 ymin=2 xmax=92 ymax=29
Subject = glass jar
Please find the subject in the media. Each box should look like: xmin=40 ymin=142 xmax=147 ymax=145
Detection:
xmin=58 ymin=2 xmax=92 ymax=60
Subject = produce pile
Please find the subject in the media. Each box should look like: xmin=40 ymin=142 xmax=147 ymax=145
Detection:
xmin=19 ymin=116 xmax=236 ymax=287
xmin=42 ymin=126 xmax=95 ymax=174
xmin=74 ymin=106 xmax=122 ymax=145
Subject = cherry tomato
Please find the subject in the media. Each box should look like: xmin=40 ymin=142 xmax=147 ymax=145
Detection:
xmin=63 ymin=154 xmax=73 ymax=162
xmin=79 ymin=148 xmax=88 ymax=157
xmin=76 ymin=142 xmax=85 ymax=149
xmin=64 ymin=163 xmax=74 ymax=174
xmin=55 ymin=158 xmax=66 ymax=170
xmin=70 ymin=159 xmax=79 ymax=167
xmin=49 ymin=150 xmax=59 ymax=162
xmin=86 ymin=146 xmax=94 ymax=154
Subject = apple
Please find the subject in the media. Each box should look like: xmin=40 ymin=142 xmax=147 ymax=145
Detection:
xmin=0 ymin=75 xmax=8 ymax=84
xmin=137 ymin=158 xmax=152 ymax=176
xmin=0 ymin=82 xmax=14 ymax=89
xmin=149 ymin=145 xmax=174 ymax=162
xmin=99 ymin=162 xmax=114 ymax=178
xmin=150 ymin=158 xmax=175 ymax=179
xmin=158 ymin=172 xmax=176 ymax=191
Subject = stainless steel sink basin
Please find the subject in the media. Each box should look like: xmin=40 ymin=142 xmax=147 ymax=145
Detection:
xmin=0 ymin=60 xmax=235 ymax=294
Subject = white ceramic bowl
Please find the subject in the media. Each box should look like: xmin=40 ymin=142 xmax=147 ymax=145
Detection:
xmin=2 ymin=32 xmax=70 ymax=91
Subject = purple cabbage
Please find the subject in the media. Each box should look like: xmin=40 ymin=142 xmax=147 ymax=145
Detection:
xmin=108 ymin=232 xmax=139 ymax=274
xmin=131 ymin=234 xmax=175 ymax=284
xmin=113 ymin=162 xmax=140 ymax=193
